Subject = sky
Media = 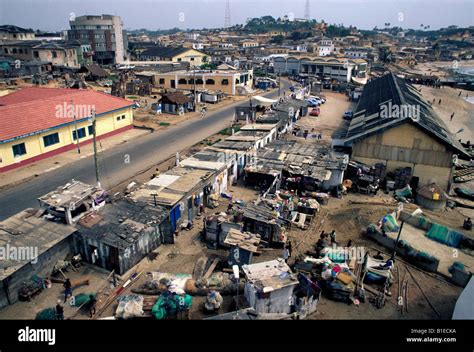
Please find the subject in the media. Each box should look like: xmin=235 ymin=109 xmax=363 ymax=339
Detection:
xmin=1 ymin=0 xmax=473 ymax=32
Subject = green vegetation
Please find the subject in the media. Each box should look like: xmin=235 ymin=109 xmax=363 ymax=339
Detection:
xmin=200 ymin=63 xmax=218 ymax=70
xmin=159 ymin=122 xmax=170 ymax=126
xmin=219 ymin=125 xmax=241 ymax=135
xmin=244 ymin=15 xmax=317 ymax=34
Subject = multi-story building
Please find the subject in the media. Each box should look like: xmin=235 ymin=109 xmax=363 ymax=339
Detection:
xmin=0 ymin=41 xmax=83 ymax=68
xmin=68 ymin=14 xmax=127 ymax=64
xmin=0 ymin=25 xmax=35 ymax=41
xmin=150 ymin=69 xmax=254 ymax=95
xmin=138 ymin=46 xmax=210 ymax=67
xmin=273 ymin=55 xmax=368 ymax=83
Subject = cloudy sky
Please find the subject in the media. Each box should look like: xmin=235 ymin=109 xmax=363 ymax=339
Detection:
xmin=1 ymin=0 xmax=473 ymax=31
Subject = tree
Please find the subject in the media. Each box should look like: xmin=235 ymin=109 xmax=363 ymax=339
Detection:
xmin=270 ymin=35 xmax=285 ymax=45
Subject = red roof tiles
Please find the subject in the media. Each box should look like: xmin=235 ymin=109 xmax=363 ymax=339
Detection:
xmin=0 ymin=87 xmax=134 ymax=143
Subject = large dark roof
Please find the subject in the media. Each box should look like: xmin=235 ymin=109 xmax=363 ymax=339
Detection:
xmin=76 ymin=198 xmax=169 ymax=249
xmin=159 ymin=91 xmax=192 ymax=104
xmin=0 ymin=25 xmax=34 ymax=34
xmin=140 ymin=46 xmax=194 ymax=58
xmin=344 ymin=72 xmax=469 ymax=158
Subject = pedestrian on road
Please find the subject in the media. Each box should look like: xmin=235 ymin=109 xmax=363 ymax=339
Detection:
xmin=439 ymin=99 xmax=442 ymax=105
xmin=459 ymin=91 xmax=462 ymax=97
xmin=450 ymin=112 xmax=455 ymax=121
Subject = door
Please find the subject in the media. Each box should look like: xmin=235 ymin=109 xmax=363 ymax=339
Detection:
xmin=171 ymin=80 xmax=176 ymax=88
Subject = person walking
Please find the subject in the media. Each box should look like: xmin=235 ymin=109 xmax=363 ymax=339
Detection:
xmin=89 ymin=295 xmax=97 ymax=318
xmin=55 ymin=301 xmax=64 ymax=320
xmin=282 ymin=245 xmax=290 ymax=263
xmin=63 ymin=278 xmax=72 ymax=303
xmin=330 ymin=230 xmax=337 ymax=245
xmin=450 ymin=112 xmax=455 ymax=121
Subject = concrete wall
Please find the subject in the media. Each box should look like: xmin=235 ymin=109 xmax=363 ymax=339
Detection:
xmin=0 ymin=236 xmax=74 ymax=309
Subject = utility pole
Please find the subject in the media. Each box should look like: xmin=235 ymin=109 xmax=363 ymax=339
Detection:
xmin=278 ymin=72 xmax=281 ymax=97
xmin=72 ymin=99 xmax=81 ymax=154
xmin=91 ymin=109 xmax=100 ymax=187
xmin=193 ymin=67 xmax=197 ymax=111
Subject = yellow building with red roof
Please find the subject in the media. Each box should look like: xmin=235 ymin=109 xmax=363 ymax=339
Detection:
xmin=0 ymin=87 xmax=134 ymax=172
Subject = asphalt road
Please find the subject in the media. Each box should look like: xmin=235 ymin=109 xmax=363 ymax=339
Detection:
xmin=0 ymin=81 xmax=289 ymax=220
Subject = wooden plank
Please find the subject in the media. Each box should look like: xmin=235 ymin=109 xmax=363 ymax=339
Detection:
xmin=202 ymin=258 xmax=220 ymax=281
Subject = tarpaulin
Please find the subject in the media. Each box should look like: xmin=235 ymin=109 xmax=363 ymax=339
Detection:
xmin=426 ymin=223 xmax=463 ymax=248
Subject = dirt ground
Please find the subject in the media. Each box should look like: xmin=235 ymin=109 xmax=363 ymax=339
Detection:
xmin=0 ymin=87 xmax=468 ymax=321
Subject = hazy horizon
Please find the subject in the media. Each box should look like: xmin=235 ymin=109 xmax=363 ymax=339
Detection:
xmin=1 ymin=0 xmax=473 ymax=32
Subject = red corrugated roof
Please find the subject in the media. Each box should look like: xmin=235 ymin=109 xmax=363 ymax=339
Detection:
xmin=0 ymin=87 xmax=134 ymax=143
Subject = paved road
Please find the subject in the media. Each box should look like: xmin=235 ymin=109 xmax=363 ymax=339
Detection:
xmin=0 ymin=82 xmax=289 ymax=220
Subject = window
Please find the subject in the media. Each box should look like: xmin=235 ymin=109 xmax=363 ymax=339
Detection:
xmin=88 ymin=125 xmax=94 ymax=135
xmin=177 ymin=58 xmax=182 ymax=62
xmin=205 ymin=79 xmax=215 ymax=85
xmin=188 ymin=78 xmax=194 ymax=85
xmin=43 ymin=133 xmax=60 ymax=147
xmin=221 ymin=79 xmax=229 ymax=85
xmin=117 ymin=115 xmax=126 ymax=121
xmin=196 ymin=78 xmax=204 ymax=85
xmin=12 ymin=48 xmax=17 ymax=54
xmin=122 ymin=115 xmax=126 ymax=120
xmin=116 ymin=116 xmax=121 ymax=121
xmin=52 ymin=51 xmax=57 ymax=58
xmin=190 ymin=57 xmax=194 ymax=61
xmin=72 ymin=127 xmax=86 ymax=140
xmin=178 ymin=78 xmax=187 ymax=84
xmin=159 ymin=78 xmax=165 ymax=84
xmin=12 ymin=143 xmax=27 ymax=157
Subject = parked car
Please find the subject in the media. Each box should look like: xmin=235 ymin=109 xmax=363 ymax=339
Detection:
xmin=309 ymin=107 xmax=320 ymax=116
xmin=309 ymin=95 xmax=326 ymax=104
xmin=306 ymin=98 xmax=321 ymax=107
xmin=343 ymin=110 xmax=354 ymax=120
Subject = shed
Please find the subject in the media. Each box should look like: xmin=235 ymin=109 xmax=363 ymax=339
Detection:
xmin=0 ymin=209 xmax=77 ymax=308
xmin=224 ymin=228 xmax=260 ymax=266
xmin=242 ymin=259 xmax=298 ymax=314
xmin=74 ymin=198 xmax=171 ymax=275
xmin=159 ymin=92 xmax=193 ymax=115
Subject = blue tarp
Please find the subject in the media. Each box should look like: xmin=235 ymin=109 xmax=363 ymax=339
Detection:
xmin=426 ymin=223 xmax=463 ymax=248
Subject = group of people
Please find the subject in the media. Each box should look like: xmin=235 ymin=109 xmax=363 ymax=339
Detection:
xmin=54 ymin=278 xmax=97 ymax=320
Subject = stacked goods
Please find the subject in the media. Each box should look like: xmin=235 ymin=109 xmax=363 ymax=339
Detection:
xmin=393 ymin=167 xmax=412 ymax=190
xmin=371 ymin=163 xmax=387 ymax=180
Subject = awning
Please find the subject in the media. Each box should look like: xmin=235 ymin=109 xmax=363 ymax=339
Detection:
xmin=252 ymin=95 xmax=278 ymax=106
xmin=351 ymin=76 xmax=368 ymax=85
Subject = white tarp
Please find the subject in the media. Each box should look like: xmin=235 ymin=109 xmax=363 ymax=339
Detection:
xmin=252 ymin=95 xmax=278 ymax=106
xmin=146 ymin=174 xmax=180 ymax=188
xmin=452 ymin=276 xmax=474 ymax=319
